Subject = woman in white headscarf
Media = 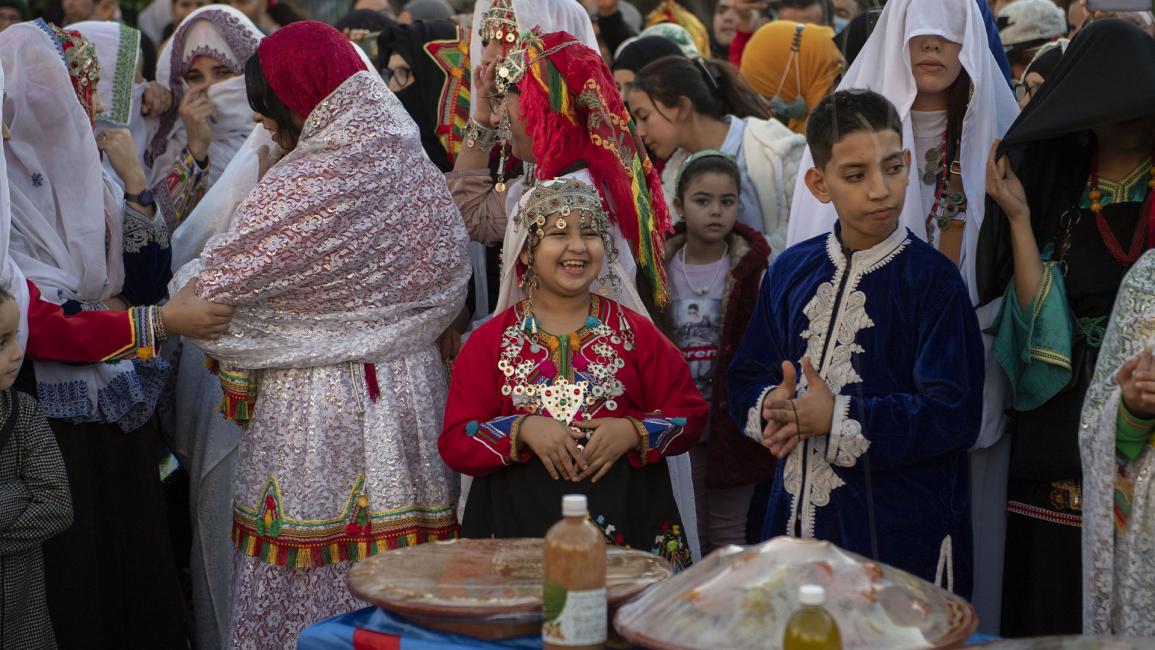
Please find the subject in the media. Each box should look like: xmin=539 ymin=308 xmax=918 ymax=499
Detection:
xmin=1 ymin=19 xmax=205 ymax=648
xmin=147 ymin=4 xmax=263 ymax=228
xmin=782 ymin=0 xmax=1020 ymax=633
xmin=67 ymin=21 xmax=150 ymax=189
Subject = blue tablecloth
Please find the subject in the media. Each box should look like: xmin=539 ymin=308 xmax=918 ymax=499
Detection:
xmin=298 ymin=607 xmax=999 ymax=649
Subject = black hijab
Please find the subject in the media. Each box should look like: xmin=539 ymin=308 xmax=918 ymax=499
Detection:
xmin=1022 ymin=41 xmax=1065 ymax=81
xmin=377 ymin=19 xmax=469 ymax=172
xmin=976 ymin=19 xmax=1155 ymax=305
xmin=612 ymin=35 xmax=685 ymax=73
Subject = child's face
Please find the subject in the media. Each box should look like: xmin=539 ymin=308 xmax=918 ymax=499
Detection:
xmin=909 ymin=34 xmax=964 ymax=98
xmin=804 ymin=129 xmax=910 ymax=250
xmin=0 ymin=299 xmax=23 ymax=391
xmin=521 ymin=213 xmax=606 ymax=299
xmin=675 ymin=172 xmax=739 ymax=246
xmin=626 ymin=88 xmax=680 ymax=161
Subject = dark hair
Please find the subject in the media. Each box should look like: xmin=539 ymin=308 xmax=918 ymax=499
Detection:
xmin=268 ymin=0 xmax=306 ymax=27
xmin=777 ymin=0 xmax=834 ymax=25
xmin=806 ymin=89 xmax=902 ymax=168
xmin=336 ymin=8 xmax=397 ymax=32
xmin=676 ymin=154 xmax=742 ymax=201
xmin=945 ymin=68 xmax=972 ymax=168
xmin=244 ymin=53 xmax=302 ymax=141
xmin=632 ymin=55 xmax=770 ymax=121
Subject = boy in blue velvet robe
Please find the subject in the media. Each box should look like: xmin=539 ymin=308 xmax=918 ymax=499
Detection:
xmin=727 ymin=90 xmax=984 ymax=597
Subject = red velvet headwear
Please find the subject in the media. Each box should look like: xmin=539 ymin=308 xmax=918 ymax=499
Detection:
xmin=513 ymin=30 xmax=673 ymax=306
xmin=257 ymin=21 xmax=367 ymax=119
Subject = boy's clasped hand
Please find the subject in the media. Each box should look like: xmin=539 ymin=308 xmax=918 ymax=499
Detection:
xmin=759 ymin=358 xmax=836 ymax=459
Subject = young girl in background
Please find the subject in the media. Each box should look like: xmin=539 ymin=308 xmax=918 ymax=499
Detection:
xmin=628 ymin=55 xmax=805 ymax=256
xmin=657 ymin=151 xmax=773 ymax=555
xmin=440 ymin=175 xmax=707 ymax=570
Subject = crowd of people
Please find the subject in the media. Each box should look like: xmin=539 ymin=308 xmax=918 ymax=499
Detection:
xmin=0 ymin=0 xmax=1153 ymax=647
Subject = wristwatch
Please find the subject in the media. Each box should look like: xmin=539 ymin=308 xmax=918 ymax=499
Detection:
xmin=125 ymin=189 xmax=155 ymax=208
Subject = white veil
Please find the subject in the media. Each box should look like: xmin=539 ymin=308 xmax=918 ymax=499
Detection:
xmin=784 ymin=0 xmax=1019 ymax=305
xmin=0 ymin=66 xmax=31 ymax=349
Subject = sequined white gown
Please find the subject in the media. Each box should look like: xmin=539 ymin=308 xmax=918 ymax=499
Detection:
xmin=173 ymin=71 xmax=471 ymax=649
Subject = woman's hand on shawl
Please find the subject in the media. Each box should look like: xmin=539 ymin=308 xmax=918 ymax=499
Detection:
xmin=97 ymin=129 xmax=150 ymax=199
xmin=1119 ymin=347 xmax=1155 ymax=419
xmin=180 ymin=82 xmax=219 ymax=163
xmin=986 ymin=139 xmax=1030 ymax=226
xmin=141 ymin=81 xmax=173 ymax=117
xmin=161 ymin=279 xmax=236 ymax=340
xmin=573 ymin=418 xmax=643 ymax=483
xmin=257 ymin=144 xmax=285 ymax=180
xmin=764 ymin=358 xmax=835 ymax=459
xmin=436 ymin=326 xmax=462 ymax=365
xmin=519 ymin=416 xmax=588 ymax=481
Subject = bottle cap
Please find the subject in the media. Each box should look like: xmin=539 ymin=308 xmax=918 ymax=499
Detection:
xmin=562 ymin=494 xmax=588 ymax=517
xmin=798 ymin=584 xmax=825 ymax=606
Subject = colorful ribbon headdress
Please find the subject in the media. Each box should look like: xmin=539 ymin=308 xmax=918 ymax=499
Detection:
xmin=500 ymin=29 xmax=674 ymax=306
xmin=645 ymin=0 xmax=711 ymax=59
xmin=39 ymin=20 xmax=101 ymax=126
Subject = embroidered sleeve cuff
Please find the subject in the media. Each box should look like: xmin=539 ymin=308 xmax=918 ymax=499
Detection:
xmin=635 ymin=415 xmax=688 ymax=464
xmin=465 ymin=415 xmax=521 ymax=467
xmin=825 ymin=395 xmax=870 ymax=468
xmin=1117 ymin=399 xmax=1155 ymax=461
xmin=744 ymin=385 xmax=776 ymax=444
xmin=101 ymin=306 xmax=163 ymax=363
xmin=161 ymin=147 xmax=209 ymax=228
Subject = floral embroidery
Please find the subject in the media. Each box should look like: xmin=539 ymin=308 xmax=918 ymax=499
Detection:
xmin=31 ymin=173 xmax=43 ymax=187
xmin=652 ymin=521 xmax=692 ymax=572
xmin=122 ymin=203 xmax=169 ymax=254
xmin=98 ymin=23 xmax=141 ymax=125
xmin=595 ymin=514 xmax=626 ymax=546
xmin=827 ymin=395 xmax=870 ymax=468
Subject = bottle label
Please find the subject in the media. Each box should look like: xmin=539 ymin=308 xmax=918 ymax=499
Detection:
xmin=542 ymin=582 xmax=607 ymax=645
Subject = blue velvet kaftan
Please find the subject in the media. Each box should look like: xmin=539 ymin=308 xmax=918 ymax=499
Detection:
xmin=727 ymin=225 xmax=984 ymax=598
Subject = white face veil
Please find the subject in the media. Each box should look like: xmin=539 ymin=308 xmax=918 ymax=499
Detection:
xmin=468 ymin=0 xmax=599 ymax=119
xmin=0 ymin=67 xmax=31 ymax=350
xmin=67 ymin=21 xmax=151 ymax=188
xmin=1 ymin=21 xmax=123 ymax=305
xmin=147 ymin=5 xmax=264 ymax=186
xmin=2 ymin=21 xmax=162 ymax=430
xmin=784 ymin=0 xmax=1019 ymax=305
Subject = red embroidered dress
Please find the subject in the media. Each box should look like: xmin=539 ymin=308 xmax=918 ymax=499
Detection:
xmin=440 ymin=297 xmax=707 ymax=569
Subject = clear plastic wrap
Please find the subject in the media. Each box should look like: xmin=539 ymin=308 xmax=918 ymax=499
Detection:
xmin=976 ymin=639 xmax=1155 ymax=649
xmin=614 ymin=537 xmax=977 ymax=650
xmin=346 ymin=537 xmax=670 ymax=640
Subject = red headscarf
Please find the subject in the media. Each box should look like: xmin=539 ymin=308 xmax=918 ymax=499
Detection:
xmin=514 ymin=30 xmax=673 ymax=306
xmin=257 ymin=21 xmax=367 ymax=119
